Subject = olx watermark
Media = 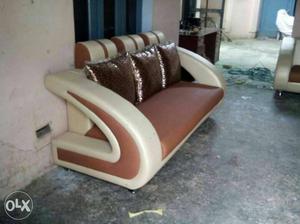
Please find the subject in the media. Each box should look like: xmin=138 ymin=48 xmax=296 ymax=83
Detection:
xmin=4 ymin=191 xmax=33 ymax=220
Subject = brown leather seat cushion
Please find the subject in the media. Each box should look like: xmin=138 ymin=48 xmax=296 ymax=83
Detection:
xmin=289 ymin=65 xmax=300 ymax=83
xmin=137 ymin=81 xmax=224 ymax=158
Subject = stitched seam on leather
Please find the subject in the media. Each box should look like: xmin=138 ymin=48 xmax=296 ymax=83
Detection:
xmin=95 ymin=40 xmax=109 ymax=58
xmin=127 ymin=35 xmax=139 ymax=50
xmin=151 ymin=31 xmax=161 ymax=43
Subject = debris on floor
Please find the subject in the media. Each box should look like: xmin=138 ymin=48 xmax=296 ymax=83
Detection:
xmin=216 ymin=39 xmax=280 ymax=90
xmin=233 ymin=78 xmax=248 ymax=85
xmin=128 ymin=209 xmax=163 ymax=218
xmin=220 ymin=66 xmax=274 ymax=89
xmin=227 ymin=67 xmax=273 ymax=82
xmin=241 ymin=96 xmax=252 ymax=100
xmin=222 ymin=64 xmax=233 ymax=69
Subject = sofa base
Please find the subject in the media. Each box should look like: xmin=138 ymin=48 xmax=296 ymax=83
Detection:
xmin=51 ymin=100 xmax=223 ymax=189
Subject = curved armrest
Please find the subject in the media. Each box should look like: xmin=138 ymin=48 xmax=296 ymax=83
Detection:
xmin=177 ymin=47 xmax=226 ymax=90
xmin=45 ymin=70 xmax=162 ymax=186
xmin=274 ymin=37 xmax=295 ymax=90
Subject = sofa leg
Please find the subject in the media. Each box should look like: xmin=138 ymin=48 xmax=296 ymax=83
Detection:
xmin=128 ymin=189 xmax=137 ymax=194
xmin=274 ymin=90 xmax=283 ymax=99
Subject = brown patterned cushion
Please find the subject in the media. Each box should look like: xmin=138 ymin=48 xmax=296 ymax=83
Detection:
xmin=156 ymin=42 xmax=181 ymax=86
xmin=130 ymin=46 xmax=163 ymax=103
xmin=85 ymin=53 xmax=136 ymax=104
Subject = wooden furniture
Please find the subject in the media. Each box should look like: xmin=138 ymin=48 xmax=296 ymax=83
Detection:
xmin=179 ymin=28 xmax=221 ymax=64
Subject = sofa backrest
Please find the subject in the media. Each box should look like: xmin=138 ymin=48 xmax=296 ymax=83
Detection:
xmin=74 ymin=31 xmax=166 ymax=69
xmin=139 ymin=31 xmax=165 ymax=45
xmin=111 ymin=35 xmax=145 ymax=53
xmin=293 ymin=39 xmax=300 ymax=65
xmin=75 ymin=39 xmax=118 ymax=69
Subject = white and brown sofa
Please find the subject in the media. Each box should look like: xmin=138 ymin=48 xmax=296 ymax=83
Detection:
xmin=45 ymin=31 xmax=226 ymax=189
xmin=274 ymin=37 xmax=300 ymax=95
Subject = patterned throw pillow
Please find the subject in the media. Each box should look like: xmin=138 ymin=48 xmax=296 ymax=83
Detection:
xmin=156 ymin=42 xmax=181 ymax=86
xmin=84 ymin=53 xmax=136 ymax=104
xmin=130 ymin=46 xmax=164 ymax=103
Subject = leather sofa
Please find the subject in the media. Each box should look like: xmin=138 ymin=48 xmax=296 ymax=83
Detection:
xmin=45 ymin=31 xmax=226 ymax=189
xmin=274 ymin=37 xmax=300 ymax=95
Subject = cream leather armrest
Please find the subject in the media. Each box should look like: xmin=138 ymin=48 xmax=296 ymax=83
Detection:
xmin=274 ymin=37 xmax=295 ymax=91
xmin=45 ymin=69 xmax=162 ymax=189
xmin=177 ymin=47 xmax=226 ymax=90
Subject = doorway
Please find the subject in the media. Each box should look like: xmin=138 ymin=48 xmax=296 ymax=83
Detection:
xmin=258 ymin=0 xmax=296 ymax=38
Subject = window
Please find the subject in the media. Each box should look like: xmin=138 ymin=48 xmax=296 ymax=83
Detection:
xmin=73 ymin=0 xmax=151 ymax=42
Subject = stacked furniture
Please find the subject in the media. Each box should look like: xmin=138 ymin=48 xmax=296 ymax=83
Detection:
xmin=274 ymin=37 xmax=300 ymax=95
xmin=45 ymin=31 xmax=226 ymax=189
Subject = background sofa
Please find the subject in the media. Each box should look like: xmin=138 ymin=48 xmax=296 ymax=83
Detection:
xmin=45 ymin=31 xmax=226 ymax=189
xmin=274 ymin=37 xmax=300 ymax=95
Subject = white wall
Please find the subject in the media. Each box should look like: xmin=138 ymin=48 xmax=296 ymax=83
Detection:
xmin=142 ymin=0 xmax=153 ymax=32
xmin=223 ymin=0 xmax=261 ymax=39
xmin=0 ymin=0 xmax=74 ymax=198
xmin=152 ymin=0 xmax=181 ymax=44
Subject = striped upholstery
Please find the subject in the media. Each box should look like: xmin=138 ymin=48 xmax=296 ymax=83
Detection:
xmin=152 ymin=31 xmax=166 ymax=43
xmin=111 ymin=36 xmax=137 ymax=53
xmin=74 ymin=31 xmax=166 ymax=68
xmin=138 ymin=31 xmax=166 ymax=46
xmin=111 ymin=35 xmax=145 ymax=53
xmin=75 ymin=39 xmax=118 ymax=69
xmin=127 ymin=35 xmax=145 ymax=50
xmin=139 ymin=32 xmax=159 ymax=46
